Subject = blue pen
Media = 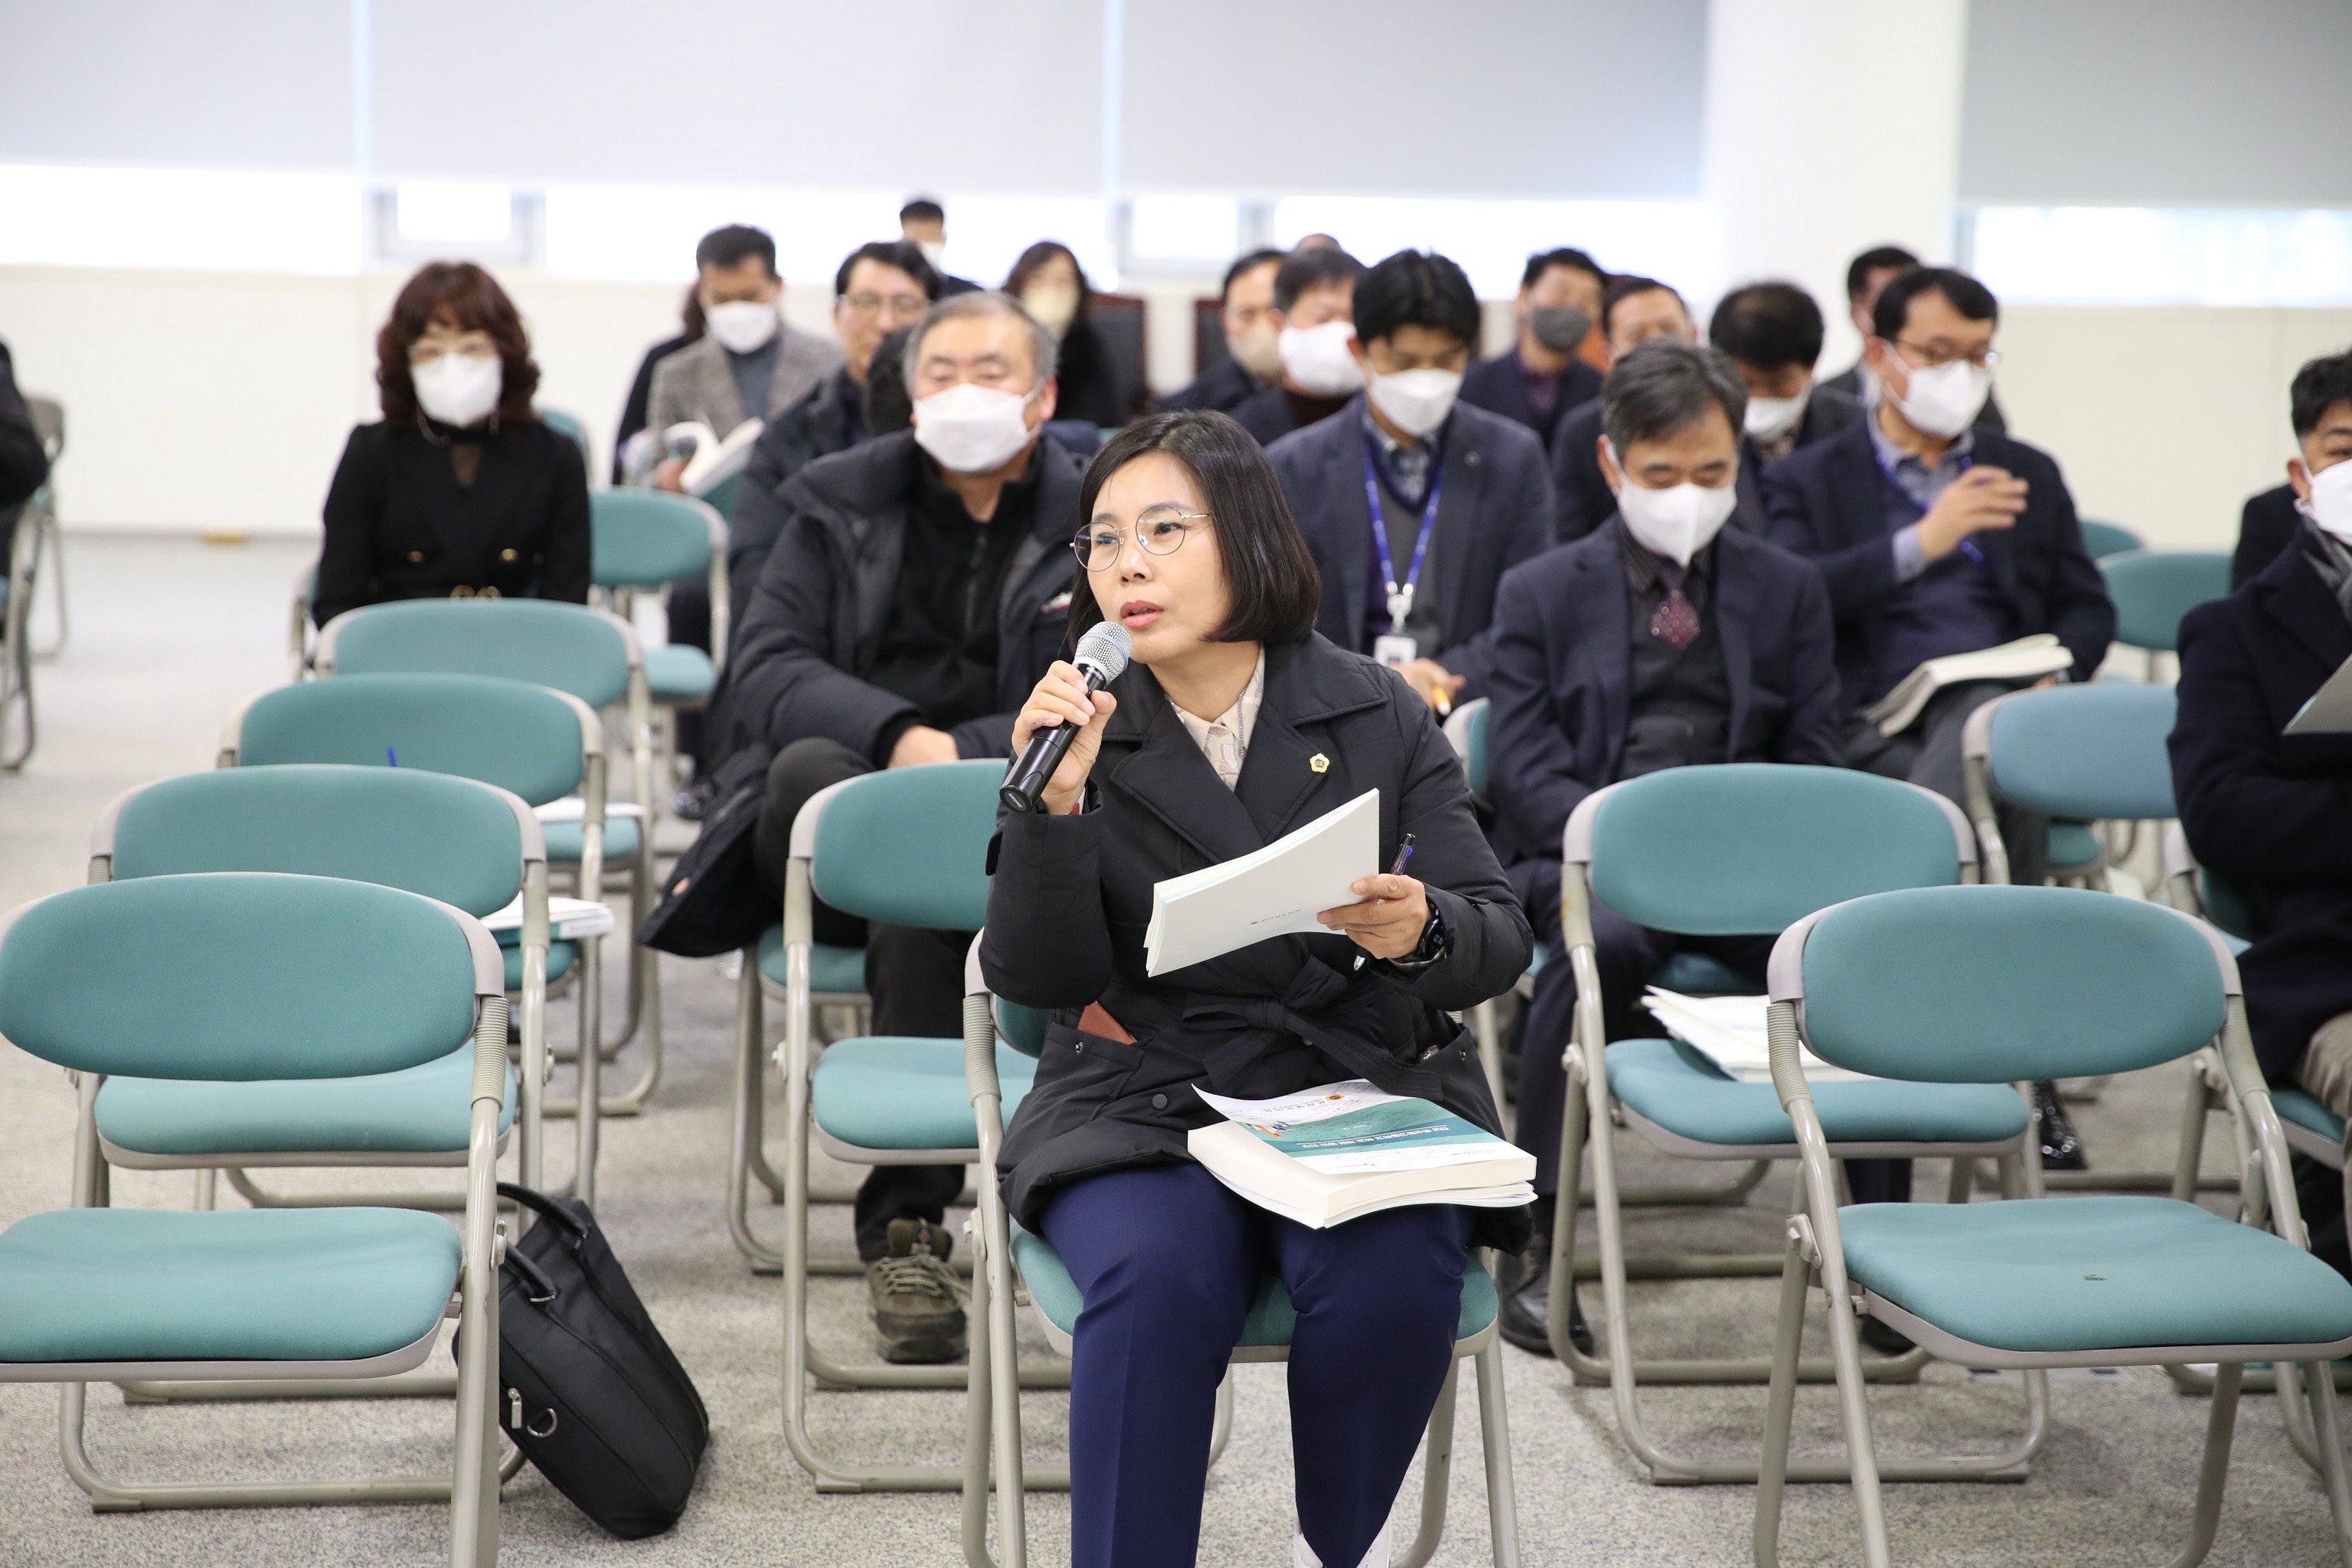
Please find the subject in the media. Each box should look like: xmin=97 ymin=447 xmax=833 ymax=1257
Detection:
xmin=1388 ymin=833 xmax=1417 ymax=877
xmin=386 ymin=746 xmax=398 ymax=767
xmin=1958 ymin=539 xmax=1987 ymax=567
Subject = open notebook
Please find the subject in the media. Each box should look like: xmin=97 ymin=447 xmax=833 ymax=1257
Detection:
xmin=1639 ymin=989 xmax=1878 ymax=1084
xmin=1861 ymin=634 xmax=2074 ymax=737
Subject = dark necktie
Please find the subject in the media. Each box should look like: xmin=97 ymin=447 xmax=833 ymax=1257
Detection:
xmin=1649 ymin=565 xmax=1700 ymax=649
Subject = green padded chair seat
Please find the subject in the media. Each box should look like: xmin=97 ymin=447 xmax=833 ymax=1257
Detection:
xmin=2047 ymin=822 xmax=2103 ymax=870
xmin=1652 ymin=951 xmax=1756 ymax=996
xmin=757 ymin=924 xmax=866 ymax=996
xmin=0 ymin=1207 xmax=460 ymax=1363
xmin=811 ymin=1036 xmax=1035 ymax=1151
xmin=541 ymin=815 xmax=640 ymax=863
xmin=497 ymin=935 xmax=577 ymax=990
xmin=1607 ymin=1037 xmax=2029 ymax=1148
xmin=2274 ymin=1088 xmax=2347 ymax=1145
xmin=1840 ymin=1195 xmax=2352 ymax=1353
xmin=1009 ymin=1221 xmax=1498 ymax=1346
xmin=96 ymin=1046 xmax=517 ymax=1157
xmin=643 ymin=644 xmax=715 ymax=703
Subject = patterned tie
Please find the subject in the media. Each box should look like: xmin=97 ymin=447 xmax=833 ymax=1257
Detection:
xmin=1649 ymin=566 xmax=1700 ymax=649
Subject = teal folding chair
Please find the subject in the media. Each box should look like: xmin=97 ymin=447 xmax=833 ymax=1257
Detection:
xmin=0 ymin=873 xmax=507 ymax=1560
xmin=1754 ymin=885 xmax=2352 ymax=1568
xmin=730 ymin=920 xmax=868 ymax=1274
xmin=771 ymin=760 xmax=1069 ymax=1493
xmin=315 ymin=597 xmax=662 ymax=1133
xmin=1441 ymin=697 xmax=1515 ymax=1112
xmin=2102 ymin=548 xmax=2233 ymax=680
xmin=589 ymin=488 xmax=729 ymax=811
xmin=535 ymin=405 xmax=592 ymax=471
xmin=1552 ymin=764 xmax=2038 ymax=1486
xmin=1961 ymin=683 xmax=2178 ymax=890
xmin=2079 ymin=519 xmax=2145 ymax=560
xmin=961 ymin=952 xmax=1522 ymax=1568
xmin=221 ymin=672 xmax=613 ymax=1203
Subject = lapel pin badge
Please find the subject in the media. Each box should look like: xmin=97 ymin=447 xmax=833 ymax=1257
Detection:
xmin=1308 ymin=753 xmax=1330 ymax=774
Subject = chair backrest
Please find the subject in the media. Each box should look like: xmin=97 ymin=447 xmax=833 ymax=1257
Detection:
xmin=1568 ymin=764 xmax=1971 ymax=936
xmin=2079 ymin=520 xmax=2145 ymax=560
xmin=537 ymin=405 xmax=591 ymax=467
xmin=1443 ymin=697 xmax=1490 ymax=797
xmin=1776 ymin=884 xmax=2230 ymax=1083
xmin=1976 ymin=684 xmax=2177 ymax=821
xmin=227 ymin=673 xmax=590 ymax=808
xmin=793 ymin=760 xmax=1004 ymax=930
xmin=2101 ymin=549 xmax=2232 ymax=652
xmin=590 ymin=489 xmax=720 ymax=590
xmin=0 ymin=873 xmax=496 ymax=1080
xmin=99 ymin=765 xmax=535 ymax=918
xmin=318 ymin=598 xmax=637 ymax=709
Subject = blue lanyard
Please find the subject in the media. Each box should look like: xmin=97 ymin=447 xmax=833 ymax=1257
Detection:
xmin=1873 ymin=443 xmax=1987 ymax=568
xmin=1363 ymin=445 xmax=1444 ymax=632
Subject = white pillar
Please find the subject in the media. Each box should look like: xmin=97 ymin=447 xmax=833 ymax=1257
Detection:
xmin=1700 ymin=0 xmax=1969 ymax=369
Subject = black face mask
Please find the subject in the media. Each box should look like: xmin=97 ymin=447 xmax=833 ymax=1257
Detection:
xmin=1530 ymin=305 xmax=1592 ymax=354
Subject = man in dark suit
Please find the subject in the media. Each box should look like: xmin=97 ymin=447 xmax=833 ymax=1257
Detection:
xmin=1549 ymin=275 xmax=1698 ymax=543
xmin=1265 ymin=249 xmax=1553 ymax=714
xmin=1460 ymin=248 xmax=1607 ymax=452
xmin=1820 ymin=244 xmax=2008 ymax=434
xmin=1229 ymin=246 xmax=1364 ymax=447
xmin=1710 ymin=281 xmax=1864 ymax=464
xmin=1160 ymin=248 xmax=1287 ymax=416
xmin=2234 ymin=350 xmax=2352 ymax=587
xmin=898 ymin=197 xmax=982 ymax=295
xmin=1486 ymin=340 xmax=1844 ymax=1355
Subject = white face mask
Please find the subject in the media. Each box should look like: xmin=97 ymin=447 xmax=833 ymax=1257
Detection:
xmin=911 ymin=382 xmax=1037 ymax=474
xmin=1887 ymin=354 xmax=1991 ymax=439
xmin=1278 ymin=321 xmax=1362 ymax=397
xmin=1744 ymin=390 xmax=1809 ymax=442
xmin=706 ymin=299 xmax=780 ymax=354
xmin=1367 ymin=367 xmax=1463 ymax=440
xmin=2299 ymin=458 xmax=2352 ymax=543
xmin=412 ymin=352 xmax=503 ymax=428
xmin=1022 ymin=283 xmax=1080 ymax=338
xmin=1606 ymin=440 xmax=1739 ymax=567
xmin=1228 ymin=326 xmax=1283 ymax=383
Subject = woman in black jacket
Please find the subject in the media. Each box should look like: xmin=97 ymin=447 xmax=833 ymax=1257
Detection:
xmin=982 ymin=410 xmax=1530 ymax=1568
xmin=315 ymin=261 xmax=590 ymax=628
xmin=1004 ymin=240 xmax=1132 ymax=428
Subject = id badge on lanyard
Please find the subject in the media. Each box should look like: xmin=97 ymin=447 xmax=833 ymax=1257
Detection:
xmin=1364 ymin=447 xmax=1443 ymax=666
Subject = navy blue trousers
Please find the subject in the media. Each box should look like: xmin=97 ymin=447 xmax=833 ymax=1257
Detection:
xmin=1040 ymin=1163 xmax=1472 ymax=1568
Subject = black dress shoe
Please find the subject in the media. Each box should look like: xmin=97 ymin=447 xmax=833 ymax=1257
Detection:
xmin=1497 ymin=1244 xmax=1592 ymax=1357
xmin=2034 ymin=1079 xmax=2088 ymax=1171
xmin=1858 ymin=1314 xmax=1915 ymax=1356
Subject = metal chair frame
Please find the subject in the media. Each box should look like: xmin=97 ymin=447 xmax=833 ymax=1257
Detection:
xmin=1753 ymin=896 xmax=2352 ymax=1568
xmin=592 ymin=491 xmax=730 ymax=811
xmin=728 ymin=953 xmax=869 ymax=1275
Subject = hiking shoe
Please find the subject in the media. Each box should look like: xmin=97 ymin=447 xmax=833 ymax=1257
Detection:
xmin=868 ymin=1218 xmax=967 ymax=1363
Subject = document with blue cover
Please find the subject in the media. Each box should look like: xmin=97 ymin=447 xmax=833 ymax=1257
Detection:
xmin=1189 ymin=1078 xmax=1535 ymax=1228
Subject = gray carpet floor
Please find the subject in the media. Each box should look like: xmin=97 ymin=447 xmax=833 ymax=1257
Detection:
xmin=0 ymin=536 xmax=2343 ymax=1566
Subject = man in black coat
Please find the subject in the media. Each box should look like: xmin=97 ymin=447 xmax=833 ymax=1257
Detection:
xmin=1485 ymin=341 xmax=1844 ymax=1355
xmin=1267 ymin=249 xmax=1553 ymax=715
xmin=1158 ymin=248 xmax=1285 ymax=416
xmin=1459 ymin=247 xmax=1606 ymax=452
xmin=724 ymin=291 xmax=1084 ymax=1360
xmin=2233 ymin=351 xmax=2352 ymax=588
xmin=1229 ymin=246 xmax=1365 ymax=448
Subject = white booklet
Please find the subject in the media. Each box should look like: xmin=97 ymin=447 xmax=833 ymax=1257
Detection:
xmin=1860 ymin=633 xmax=2074 ymax=737
xmin=480 ymin=895 xmax=615 ymax=941
xmin=663 ymin=417 xmax=764 ymax=497
xmin=1189 ymin=1079 xmax=1535 ymax=1229
xmin=2286 ymin=653 xmax=2352 ymax=735
xmin=1143 ymin=788 xmax=1380 ymax=977
xmin=1639 ymin=988 xmax=1878 ymax=1084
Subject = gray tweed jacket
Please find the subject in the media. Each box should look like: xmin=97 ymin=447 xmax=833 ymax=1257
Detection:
xmin=645 ymin=323 xmax=843 ymax=437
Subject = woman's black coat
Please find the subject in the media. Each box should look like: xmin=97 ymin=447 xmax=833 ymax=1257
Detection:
xmin=981 ymin=633 xmax=1535 ymax=1250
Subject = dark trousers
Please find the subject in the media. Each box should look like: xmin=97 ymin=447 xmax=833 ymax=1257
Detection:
xmin=756 ymin=736 xmax=971 ymax=1260
xmin=1042 ymin=1163 xmax=1470 ymax=1568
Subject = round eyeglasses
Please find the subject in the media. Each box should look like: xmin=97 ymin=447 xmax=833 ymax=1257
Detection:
xmin=1072 ymin=507 xmax=1210 ymax=572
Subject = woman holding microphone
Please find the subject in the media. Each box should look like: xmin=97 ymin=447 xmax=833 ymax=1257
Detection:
xmin=982 ymin=409 xmax=1531 ymax=1568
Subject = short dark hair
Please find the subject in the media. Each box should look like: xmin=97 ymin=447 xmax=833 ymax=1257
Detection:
xmin=376 ymin=261 xmax=540 ymax=429
xmin=899 ymin=197 xmax=945 ymax=225
xmin=1352 ymin=250 xmax=1479 ymax=351
xmin=1221 ymin=248 xmax=1287 ymax=303
xmin=1070 ymin=411 xmax=1322 ymax=648
xmin=1522 ymin=247 xmax=1606 ymax=291
xmin=834 ymin=240 xmax=942 ymax=302
xmin=1709 ymin=281 xmax=1826 ymax=372
xmin=1273 ymin=246 xmax=1363 ymax=313
xmin=695 ymin=223 xmax=776 ymax=277
xmin=2291 ymin=351 xmax=2352 ymax=438
xmin=1873 ymin=267 xmax=1998 ymax=341
xmin=862 ymin=325 xmax=916 ymax=435
xmin=1600 ymin=275 xmax=1685 ymax=338
xmin=1600 ymin=340 xmax=1747 ymax=456
xmin=1846 ymin=245 xmax=1920 ymax=301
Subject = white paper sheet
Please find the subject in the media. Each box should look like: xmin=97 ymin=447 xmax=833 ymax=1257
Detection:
xmin=1143 ymin=789 xmax=1380 ymax=976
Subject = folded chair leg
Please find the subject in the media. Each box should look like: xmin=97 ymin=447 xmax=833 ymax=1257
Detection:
xmin=575 ymin=938 xmax=602 ymax=1209
xmin=2164 ymin=1359 xmax=2244 ymax=1568
xmin=1473 ymin=1338 xmax=1522 ymax=1568
xmin=961 ymin=1240 xmax=997 ymax=1568
xmin=1395 ymin=1359 xmax=1461 ymax=1568
xmin=728 ymin=955 xmax=783 ymax=1273
xmin=1207 ymin=1367 xmax=1235 ymax=1468
xmin=1819 ymin=1260 xmax=1892 ymax=1566
xmin=2303 ymin=1358 xmax=2352 ymax=1566
xmin=1751 ymin=1229 xmax=1814 ymax=1568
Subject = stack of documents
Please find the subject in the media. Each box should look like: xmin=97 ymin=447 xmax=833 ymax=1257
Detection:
xmin=1861 ymin=633 xmax=2074 ymax=736
xmin=1144 ymin=789 xmax=1379 ymax=976
xmin=1639 ymin=989 xmax=1878 ymax=1083
xmin=480 ymin=895 xmax=615 ymax=942
xmin=1188 ymin=1079 xmax=1535 ymax=1228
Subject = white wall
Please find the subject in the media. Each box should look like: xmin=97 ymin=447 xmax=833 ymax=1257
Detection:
xmin=5 ymin=263 xmax=2345 ymax=548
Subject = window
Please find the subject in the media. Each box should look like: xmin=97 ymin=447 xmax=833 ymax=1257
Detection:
xmin=1270 ymin=196 xmax=1709 ymax=299
xmin=0 ymin=164 xmax=361 ymax=274
xmin=1969 ymin=207 xmax=2352 ymax=307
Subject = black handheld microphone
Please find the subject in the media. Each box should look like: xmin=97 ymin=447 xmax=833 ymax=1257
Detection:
xmin=1000 ymin=621 xmax=1133 ymax=813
